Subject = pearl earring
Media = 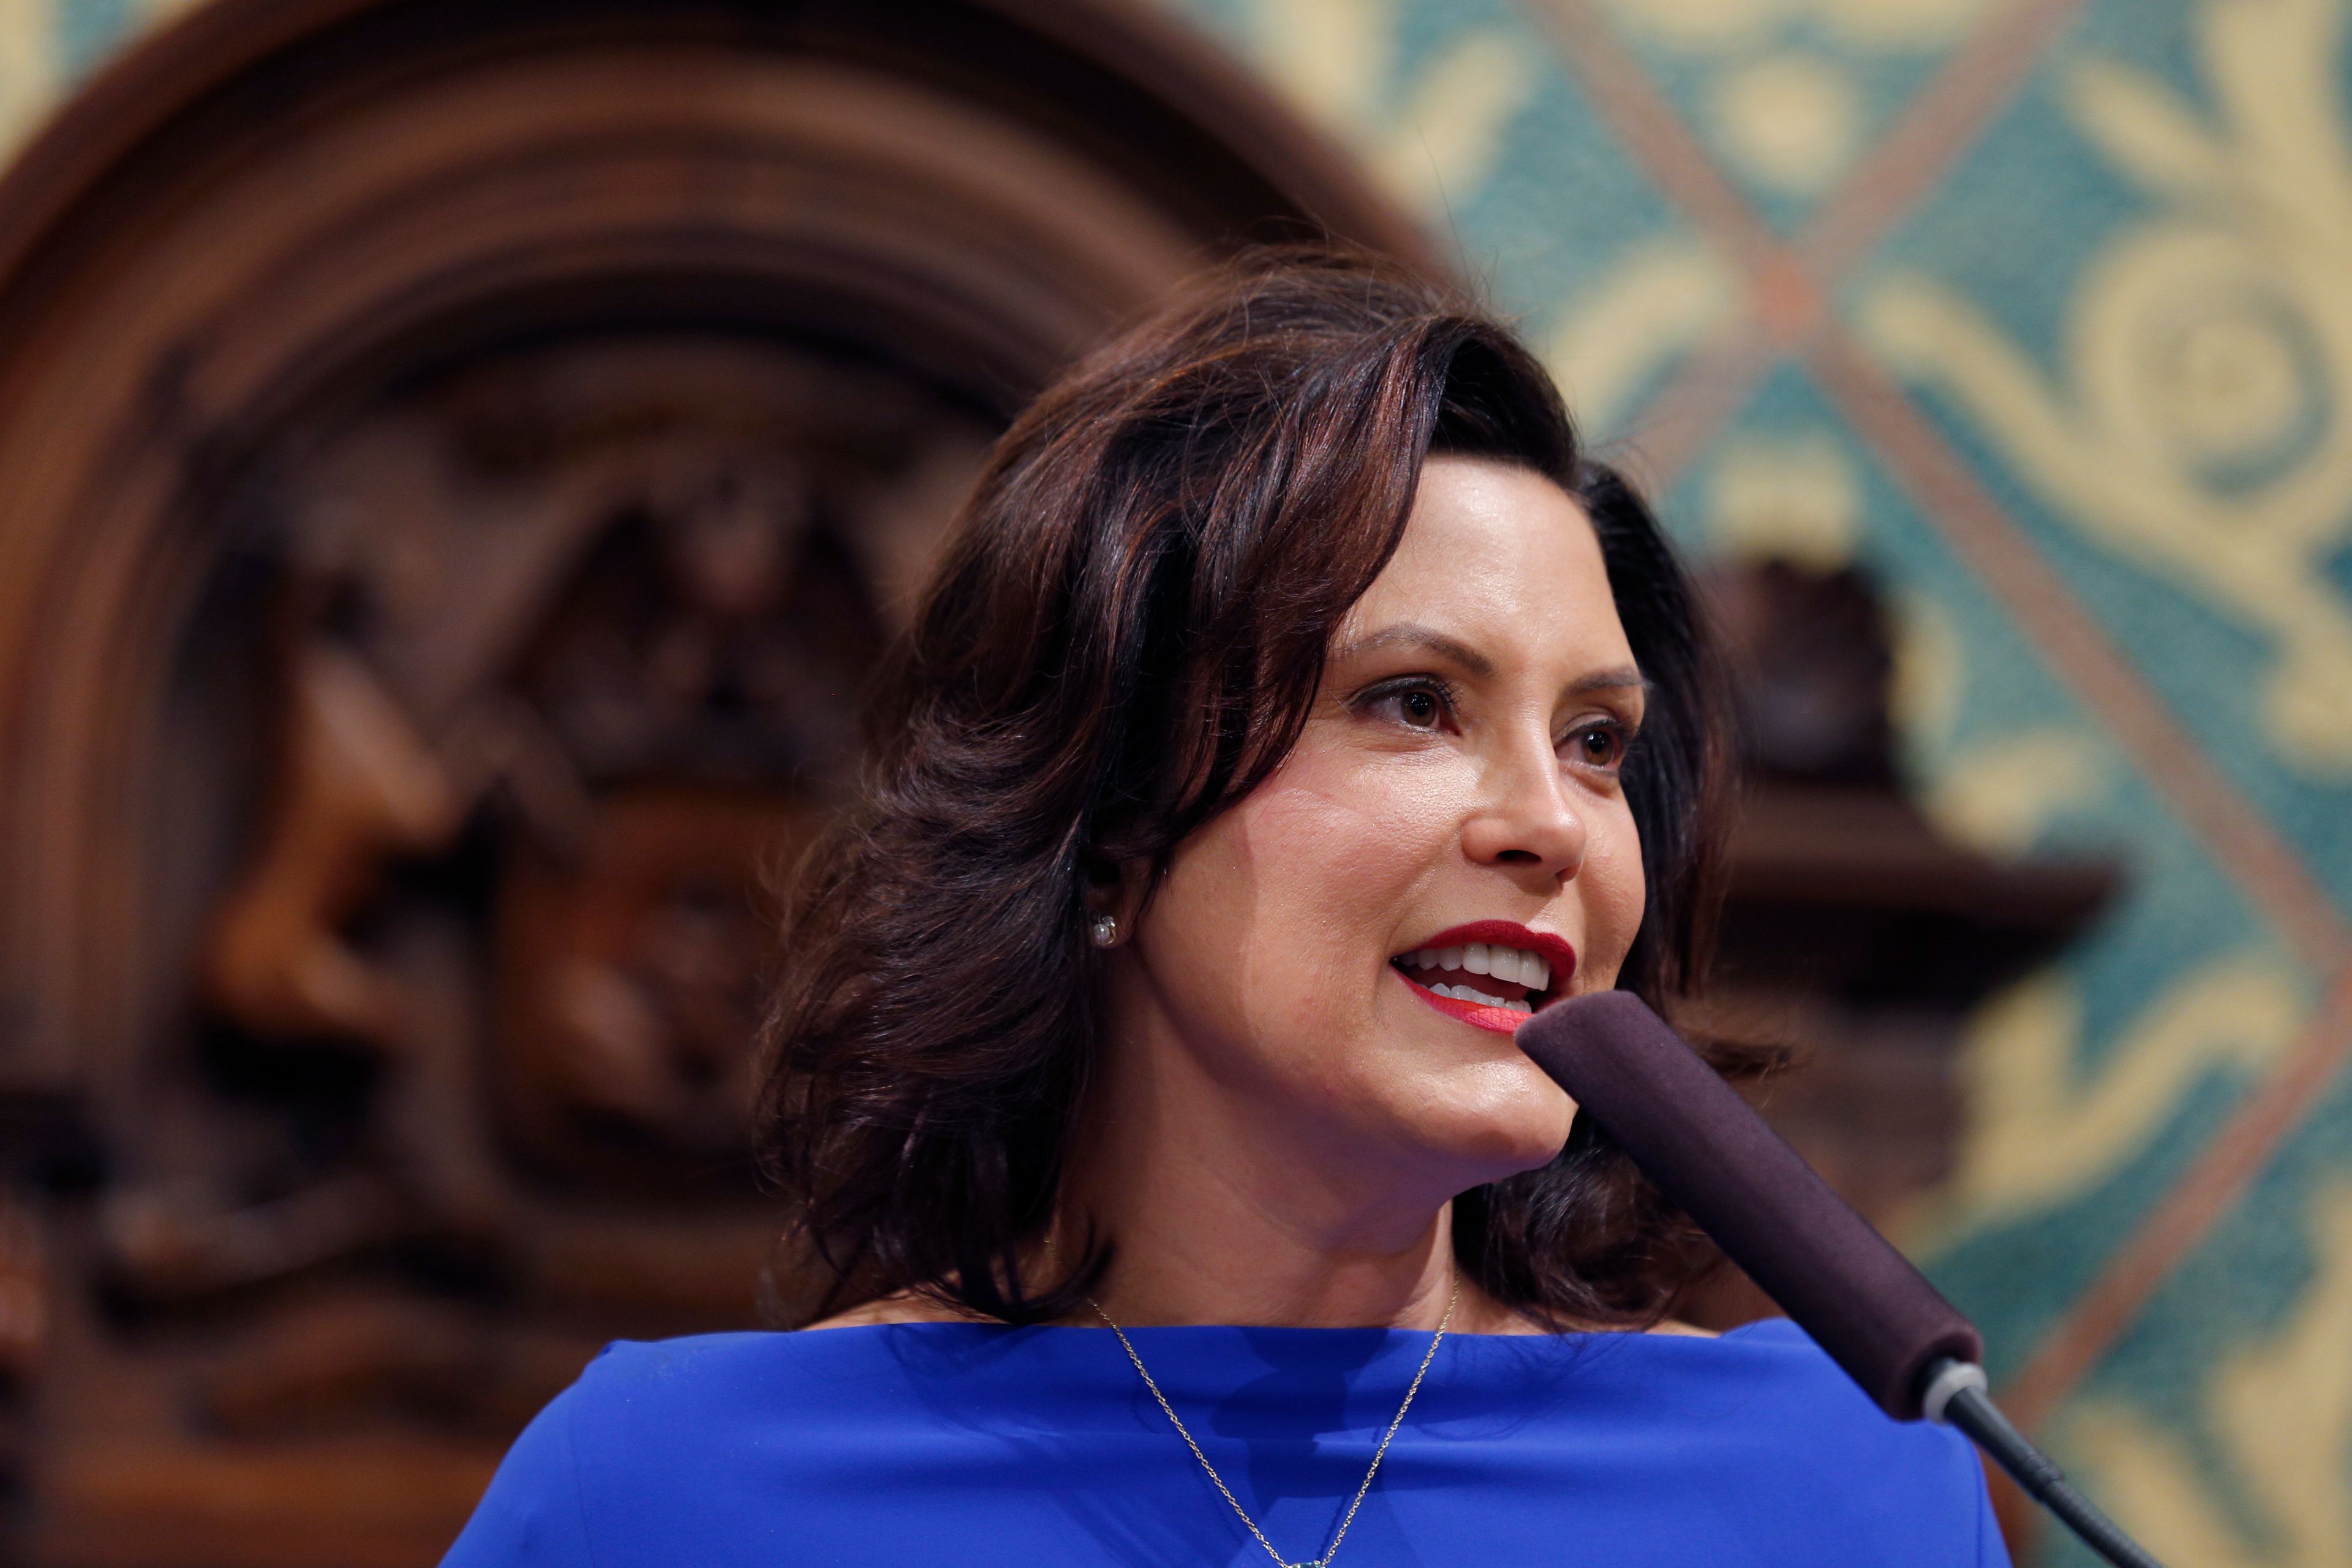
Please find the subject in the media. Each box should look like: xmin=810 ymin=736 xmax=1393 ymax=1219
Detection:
xmin=1090 ymin=914 xmax=1118 ymax=948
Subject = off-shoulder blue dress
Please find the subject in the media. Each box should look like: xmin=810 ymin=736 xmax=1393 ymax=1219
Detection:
xmin=443 ymin=1316 xmax=2007 ymax=1567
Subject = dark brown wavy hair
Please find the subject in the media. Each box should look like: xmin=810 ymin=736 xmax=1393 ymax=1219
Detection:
xmin=758 ymin=246 xmax=1758 ymax=1329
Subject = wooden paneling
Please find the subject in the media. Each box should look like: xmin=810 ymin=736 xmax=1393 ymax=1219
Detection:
xmin=0 ymin=3 xmax=1419 ymax=1559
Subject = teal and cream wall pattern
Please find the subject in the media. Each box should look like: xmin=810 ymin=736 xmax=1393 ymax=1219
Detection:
xmin=1170 ymin=6 xmax=2352 ymax=1564
xmin=5 ymin=1 xmax=2351 ymax=1564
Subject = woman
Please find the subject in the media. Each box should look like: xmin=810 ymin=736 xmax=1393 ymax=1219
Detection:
xmin=445 ymin=250 xmax=2005 ymax=1566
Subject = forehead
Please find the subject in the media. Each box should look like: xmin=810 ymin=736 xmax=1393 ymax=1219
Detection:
xmin=1341 ymin=456 xmax=1632 ymax=668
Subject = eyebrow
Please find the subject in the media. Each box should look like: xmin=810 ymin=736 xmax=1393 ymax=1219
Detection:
xmin=1568 ymin=665 xmax=1652 ymax=699
xmin=1332 ymin=624 xmax=1652 ymax=698
xmin=1333 ymin=624 xmax=1493 ymax=676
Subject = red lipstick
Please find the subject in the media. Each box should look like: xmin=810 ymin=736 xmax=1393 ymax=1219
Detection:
xmin=1413 ymin=921 xmax=1577 ymax=981
xmin=1392 ymin=921 xmax=1577 ymax=1036
xmin=1406 ymin=985 xmax=1526 ymax=1035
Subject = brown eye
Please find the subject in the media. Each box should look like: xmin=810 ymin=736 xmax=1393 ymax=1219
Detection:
xmin=1570 ymin=722 xmax=1629 ymax=769
xmin=1355 ymin=677 xmax=1457 ymax=733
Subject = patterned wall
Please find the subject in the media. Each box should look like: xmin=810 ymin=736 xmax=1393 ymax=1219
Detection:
xmin=4 ymin=1 xmax=2350 ymax=1562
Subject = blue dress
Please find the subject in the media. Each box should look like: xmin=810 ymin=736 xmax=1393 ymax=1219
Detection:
xmin=443 ymin=1316 xmax=2007 ymax=1567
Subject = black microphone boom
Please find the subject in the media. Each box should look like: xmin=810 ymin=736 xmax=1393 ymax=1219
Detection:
xmin=1515 ymin=992 xmax=2166 ymax=1568
xmin=1518 ymin=991 xmax=1975 ymax=1417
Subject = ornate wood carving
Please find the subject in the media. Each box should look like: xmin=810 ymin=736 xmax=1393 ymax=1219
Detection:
xmin=0 ymin=2 xmax=1421 ymax=1562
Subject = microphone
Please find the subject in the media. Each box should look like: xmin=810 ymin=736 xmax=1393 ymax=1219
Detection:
xmin=1515 ymin=991 xmax=2166 ymax=1568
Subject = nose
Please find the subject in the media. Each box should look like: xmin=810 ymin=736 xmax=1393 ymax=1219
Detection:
xmin=1460 ymin=729 xmax=1588 ymax=878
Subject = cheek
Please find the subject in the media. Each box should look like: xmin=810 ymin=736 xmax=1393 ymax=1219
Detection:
xmin=1141 ymin=750 xmax=1462 ymax=1054
xmin=1577 ymin=804 xmax=1648 ymax=987
xmin=1242 ymin=749 xmax=1459 ymax=896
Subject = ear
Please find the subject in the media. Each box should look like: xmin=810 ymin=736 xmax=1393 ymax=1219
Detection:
xmin=1077 ymin=848 xmax=1148 ymax=932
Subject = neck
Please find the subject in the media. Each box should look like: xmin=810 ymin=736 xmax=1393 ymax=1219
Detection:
xmin=1060 ymin=1177 xmax=1464 ymax=1333
xmin=1053 ymin=1015 xmax=1512 ymax=1334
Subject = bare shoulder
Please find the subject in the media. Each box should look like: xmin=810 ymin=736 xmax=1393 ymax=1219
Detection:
xmin=799 ymin=1292 xmax=995 ymax=1331
xmin=1644 ymin=1318 xmax=1719 ymax=1338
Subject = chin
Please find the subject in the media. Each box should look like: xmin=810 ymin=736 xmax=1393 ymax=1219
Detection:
xmin=1390 ymin=1064 xmax=1575 ymax=1185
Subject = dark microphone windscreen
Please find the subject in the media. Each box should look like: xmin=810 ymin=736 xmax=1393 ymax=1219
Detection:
xmin=1516 ymin=991 xmax=1981 ymax=1419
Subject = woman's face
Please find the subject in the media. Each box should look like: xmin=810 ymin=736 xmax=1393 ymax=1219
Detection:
xmin=1110 ymin=455 xmax=1649 ymax=1201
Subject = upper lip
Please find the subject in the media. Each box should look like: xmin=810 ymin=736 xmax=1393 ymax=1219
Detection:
xmin=1396 ymin=920 xmax=1577 ymax=1003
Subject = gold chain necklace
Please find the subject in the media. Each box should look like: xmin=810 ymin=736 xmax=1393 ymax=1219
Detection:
xmin=1088 ymin=1276 xmax=1460 ymax=1568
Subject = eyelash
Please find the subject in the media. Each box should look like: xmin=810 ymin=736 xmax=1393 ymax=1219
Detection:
xmin=1357 ymin=676 xmax=1461 ymax=733
xmin=1567 ymin=718 xmax=1634 ymax=771
xmin=1353 ymin=677 xmax=1638 ymax=771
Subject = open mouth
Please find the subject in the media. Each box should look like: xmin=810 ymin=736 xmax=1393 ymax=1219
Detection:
xmin=1389 ymin=924 xmax=1575 ymax=1032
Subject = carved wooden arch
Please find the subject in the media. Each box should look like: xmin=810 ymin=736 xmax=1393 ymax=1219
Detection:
xmin=0 ymin=0 xmax=1430 ymax=1101
xmin=0 ymin=10 xmax=1434 ymax=1554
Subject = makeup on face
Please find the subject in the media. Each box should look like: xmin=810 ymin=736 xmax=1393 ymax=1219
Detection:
xmin=1391 ymin=919 xmax=1578 ymax=1036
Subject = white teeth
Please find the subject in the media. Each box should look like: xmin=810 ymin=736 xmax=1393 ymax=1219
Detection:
xmin=1414 ymin=968 xmax=1529 ymax=1012
xmin=1399 ymin=943 xmax=1555 ymax=999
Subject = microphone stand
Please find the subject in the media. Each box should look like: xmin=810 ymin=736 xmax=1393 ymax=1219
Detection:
xmin=1515 ymin=993 xmax=2173 ymax=1568
xmin=1918 ymin=1359 xmax=2163 ymax=1568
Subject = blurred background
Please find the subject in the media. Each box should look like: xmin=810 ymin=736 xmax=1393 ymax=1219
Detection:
xmin=0 ymin=0 xmax=2343 ymax=1563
